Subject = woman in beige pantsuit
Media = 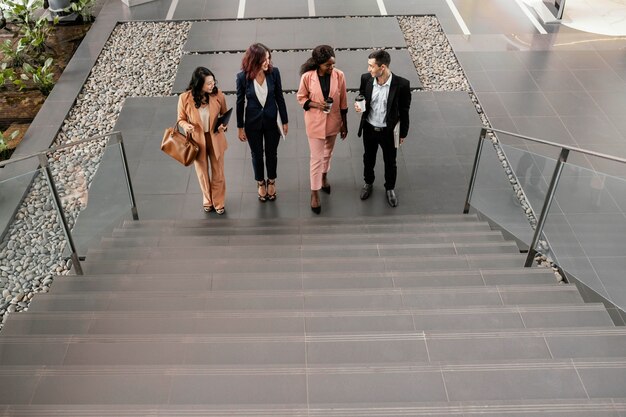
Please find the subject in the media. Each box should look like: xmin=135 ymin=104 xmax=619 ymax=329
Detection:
xmin=178 ymin=67 xmax=229 ymax=214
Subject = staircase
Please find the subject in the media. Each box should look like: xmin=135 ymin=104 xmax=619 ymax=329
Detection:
xmin=1 ymin=213 xmax=626 ymax=416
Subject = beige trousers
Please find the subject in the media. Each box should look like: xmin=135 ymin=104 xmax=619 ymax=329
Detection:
xmin=193 ymin=132 xmax=226 ymax=209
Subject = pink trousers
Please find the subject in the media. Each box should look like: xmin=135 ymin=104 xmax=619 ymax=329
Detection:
xmin=308 ymin=134 xmax=337 ymax=191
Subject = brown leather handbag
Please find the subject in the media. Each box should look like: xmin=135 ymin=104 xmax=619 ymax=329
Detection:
xmin=161 ymin=124 xmax=199 ymax=166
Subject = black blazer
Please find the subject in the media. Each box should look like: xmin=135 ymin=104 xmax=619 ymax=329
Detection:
xmin=357 ymin=72 xmax=411 ymax=139
xmin=236 ymin=67 xmax=288 ymax=131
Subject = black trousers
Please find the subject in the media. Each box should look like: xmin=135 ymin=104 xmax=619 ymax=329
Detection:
xmin=362 ymin=122 xmax=397 ymax=190
xmin=246 ymin=120 xmax=281 ymax=181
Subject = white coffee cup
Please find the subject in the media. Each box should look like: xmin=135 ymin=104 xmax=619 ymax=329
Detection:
xmin=323 ymin=97 xmax=333 ymax=114
xmin=355 ymin=94 xmax=366 ymax=112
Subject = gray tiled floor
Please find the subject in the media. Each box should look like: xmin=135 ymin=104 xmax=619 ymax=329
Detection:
xmin=172 ymin=49 xmax=422 ymax=93
xmin=94 ymin=84 xmax=477 ymax=238
xmin=184 ymin=17 xmax=406 ymax=52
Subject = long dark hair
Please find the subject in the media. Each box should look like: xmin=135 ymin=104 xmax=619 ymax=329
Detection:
xmin=300 ymin=45 xmax=335 ymax=75
xmin=186 ymin=66 xmax=218 ymax=108
xmin=242 ymin=43 xmax=273 ymax=80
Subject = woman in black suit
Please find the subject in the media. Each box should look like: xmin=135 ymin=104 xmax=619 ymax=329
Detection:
xmin=236 ymin=43 xmax=289 ymax=201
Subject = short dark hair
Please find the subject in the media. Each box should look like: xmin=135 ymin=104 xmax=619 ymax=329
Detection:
xmin=368 ymin=49 xmax=391 ymax=67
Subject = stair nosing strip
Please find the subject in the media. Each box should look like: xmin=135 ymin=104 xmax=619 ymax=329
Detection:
xmin=9 ymin=303 xmax=607 ymax=320
xmin=3 ymin=327 xmax=626 ymax=344
xmin=6 ymin=359 xmax=626 ymax=376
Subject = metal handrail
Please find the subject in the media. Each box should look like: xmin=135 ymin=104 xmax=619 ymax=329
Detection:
xmin=0 ymin=131 xmax=139 ymax=275
xmin=0 ymin=131 xmax=117 ymax=168
xmin=464 ymin=127 xmax=626 ymax=268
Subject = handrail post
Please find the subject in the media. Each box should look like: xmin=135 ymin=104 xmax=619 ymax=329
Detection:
xmin=114 ymin=132 xmax=139 ymax=221
xmin=464 ymin=128 xmax=487 ymax=214
xmin=38 ymin=154 xmax=83 ymax=275
xmin=525 ymin=148 xmax=569 ymax=267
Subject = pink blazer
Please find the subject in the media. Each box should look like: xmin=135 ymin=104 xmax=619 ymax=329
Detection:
xmin=177 ymin=90 xmax=229 ymax=160
xmin=296 ymin=68 xmax=348 ymax=140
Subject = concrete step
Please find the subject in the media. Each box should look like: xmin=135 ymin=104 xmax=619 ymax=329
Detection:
xmin=110 ymin=221 xmax=495 ymax=238
xmin=80 ymin=253 xmax=526 ymax=275
xmin=1 ymin=400 xmax=625 ymax=417
xmin=85 ymin=241 xmax=521 ymax=262
xmin=120 ymin=213 xmax=481 ymax=229
xmin=1 ymin=327 xmax=625 ymax=366
xmin=1 ymin=359 xmax=626 ymax=405
xmin=100 ymin=230 xmax=507 ymax=248
xmin=1 ymin=304 xmax=613 ymax=337
xmin=24 ymin=284 xmax=584 ymax=313
xmin=50 ymin=268 xmax=558 ymax=293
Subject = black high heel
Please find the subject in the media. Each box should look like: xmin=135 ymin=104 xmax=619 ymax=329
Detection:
xmin=257 ymin=180 xmax=267 ymax=202
xmin=267 ymin=179 xmax=277 ymax=201
xmin=321 ymin=173 xmax=331 ymax=194
xmin=310 ymin=191 xmax=321 ymax=214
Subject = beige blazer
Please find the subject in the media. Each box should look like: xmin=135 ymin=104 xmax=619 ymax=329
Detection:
xmin=177 ymin=90 xmax=229 ymax=160
xmin=296 ymin=68 xmax=348 ymax=140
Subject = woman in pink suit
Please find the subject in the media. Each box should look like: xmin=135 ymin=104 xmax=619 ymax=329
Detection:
xmin=297 ymin=45 xmax=348 ymax=214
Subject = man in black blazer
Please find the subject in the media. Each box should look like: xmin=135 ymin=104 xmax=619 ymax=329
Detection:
xmin=356 ymin=49 xmax=411 ymax=207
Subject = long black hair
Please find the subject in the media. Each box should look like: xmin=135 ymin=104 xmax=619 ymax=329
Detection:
xmin=300 ymin=45 xmax=335 ymax=75
xmin=186 ymin=66 xmax=218 ymax=108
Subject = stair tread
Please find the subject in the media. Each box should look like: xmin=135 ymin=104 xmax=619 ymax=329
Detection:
xmin=24 ymin=286 xmax=585 ymax=314
xmin=100 ymin=230 xmax=507 ymax=248
xmin=1 ymin=399 xmax=626 ymax=417
xmin=50 ymin=268 xmax=557 ymax=292
xmin=33 ymin=283 xmax=580 ymax=298
xmin=121 ymin=213 xmax=481 ymax=228
xmin=8 ymin=302 xmax=610 ymax=315
xmin=7 ymin=302 xmax=610 ymax=337
xmin=2 ymin=327 xmax=626 ymax=367
xmin=110 ymin=221 xmax=495 ymax=237
xmin=85 ymin=241 xmax=521 ymax=261
xmin=2 ymin=325 xmax=625 ymax=341
xmin=4 ymin=357 xmax=626 ymax=370
xmin=80 ymin=252 xmax=528 ymax=274
xmin=1 ymin=359 xmax=626 ymax=407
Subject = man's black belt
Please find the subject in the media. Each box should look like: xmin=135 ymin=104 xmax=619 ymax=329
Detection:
xmin=366 ymin=122 xmax=385 ymax=132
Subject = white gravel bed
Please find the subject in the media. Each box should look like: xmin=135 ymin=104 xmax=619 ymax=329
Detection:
xmin=0 ymin=21 xmax=192 ymax=330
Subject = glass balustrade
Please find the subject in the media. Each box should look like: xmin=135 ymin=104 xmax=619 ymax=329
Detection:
xmin=467 ymin=127 xmax=626 ymax=313
xmin=538 ymin=160 xmax=626 ymax=310
xmin=0 ymin=132 xmax=137 ymax=274
xmin=47 ymin=133 xmax=137 ymax=257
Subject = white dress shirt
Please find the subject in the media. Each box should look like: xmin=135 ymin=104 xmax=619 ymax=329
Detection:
xmin=254 ymin=78 xmax=268 ymax=108
xmin=366 ymin=73 xmax=392 ymax=128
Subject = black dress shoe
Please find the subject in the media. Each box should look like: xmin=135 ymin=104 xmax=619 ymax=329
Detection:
xmin=360 ymin=183 xmax=373 ymax=200
xmin=311 ymin=204 xmax=321 ymax=214
xmin=386 ymin=189 xmax=398 ymax=207
xmin=321 ymin=184 xmax=331 ymax=194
